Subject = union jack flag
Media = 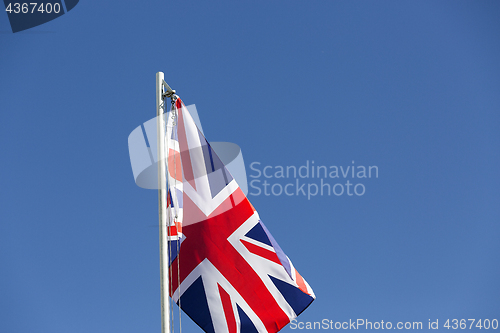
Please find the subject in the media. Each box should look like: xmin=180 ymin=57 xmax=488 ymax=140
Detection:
xmin=164 ymin=97 xmax=315 ymax=333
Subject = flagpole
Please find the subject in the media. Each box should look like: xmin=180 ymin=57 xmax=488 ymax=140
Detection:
xmin=157 ymin=71 xmax=170 ymax=333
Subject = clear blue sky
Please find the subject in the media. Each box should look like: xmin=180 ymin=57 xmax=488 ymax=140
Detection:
xmin=1 ymin=1 xmax=499 ymax=332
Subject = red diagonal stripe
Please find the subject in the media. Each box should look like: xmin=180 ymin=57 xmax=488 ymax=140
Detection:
xmin=241 ymin=240 xmax=282 ymax=266
xmin=294 ymin=269 xmax=309 ymax=295
xmin=218 ymin=284 xmax=237 ymax=333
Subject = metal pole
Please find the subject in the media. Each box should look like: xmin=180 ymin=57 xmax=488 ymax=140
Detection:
xmin=157 ymin=72 xmax=170 ymax=333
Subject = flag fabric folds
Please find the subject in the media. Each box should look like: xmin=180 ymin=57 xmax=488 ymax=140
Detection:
xmin=165 ymin=97 xmax=315 ymax=333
